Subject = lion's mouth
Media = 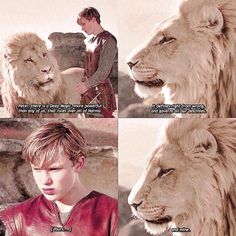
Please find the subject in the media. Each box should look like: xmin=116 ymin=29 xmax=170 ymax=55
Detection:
xmin=145 ymin=215 xmax=172 ymax=225
xmin=38 ymin=78 xmax=54 ymax=86
xmin=135 ymin=79 xmax=164 ymax=87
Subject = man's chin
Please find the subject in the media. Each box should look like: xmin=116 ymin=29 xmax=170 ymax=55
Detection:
xmin=144 ymin=221 xmax=170 ymax=235
xmin=42 ymin=193 xmax=59 ymax=201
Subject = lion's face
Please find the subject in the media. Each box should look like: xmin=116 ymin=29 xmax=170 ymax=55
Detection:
xmin=2 ymin=33 xmax=63 ymax=101
xmin=128 ymin=120 xmax=224 ymax=235
xmin=0 ymin=32 xmax=70 ymax=117
xmin=8 ymin=44 xmax=60 ymax=96
xmin=127 ymin=16 xmax=189 ymax=98
xmin=127 ymin=2 xmax=226 ymax=100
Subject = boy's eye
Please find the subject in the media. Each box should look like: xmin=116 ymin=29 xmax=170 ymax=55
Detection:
xmin=49 ymin=168 xmax=62 ymax=171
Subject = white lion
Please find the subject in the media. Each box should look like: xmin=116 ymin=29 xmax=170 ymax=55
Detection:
xmin=127 ymin=0 xmax=236 ymax=118
xmin=128 ymin=118 xmax=236 ymax=236
xmin=0 ymin=32 xmax=83 ymax=118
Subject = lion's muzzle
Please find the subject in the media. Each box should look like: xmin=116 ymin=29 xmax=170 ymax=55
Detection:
xmin=146 ymin=215 xmax=172 ymax=225
xmin=127 ymin=60 xmax=139 ymax=69
xmin=135 ymin=79 xmax=164 ymax=87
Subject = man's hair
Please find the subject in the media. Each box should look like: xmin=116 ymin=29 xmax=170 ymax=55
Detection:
xmin=77 ymin=7 xmax=101 ymax=24
xmin=22 ymin=120 xmax=86 ymax=168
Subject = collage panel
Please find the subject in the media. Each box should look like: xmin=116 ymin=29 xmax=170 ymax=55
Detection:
xmin=119 ymin=118 xmax=236 ymax=235
xmin=119 ymin=0 xmax=236 ymax=118
xmin=0 ymin=118 xmax=118 ymax=235
xmin=0 ymin=0 xmax=235 ymax=236
xmin=0 ymin=0 xmax=118 ymax=118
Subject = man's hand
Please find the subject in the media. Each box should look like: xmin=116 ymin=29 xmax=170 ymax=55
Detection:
xmin=77 ymin=82 xmax=88 ymax=94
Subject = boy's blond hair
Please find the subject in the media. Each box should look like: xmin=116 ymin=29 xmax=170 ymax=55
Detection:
xmin=22 ymin=120 xmax=86 ymax=168
xmin=77 ymin=7 xmax=101 ymax=24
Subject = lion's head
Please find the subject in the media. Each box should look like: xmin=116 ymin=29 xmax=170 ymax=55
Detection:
xmin=127 ymin=0 xmax=236 ymax=117
xmin=128 ymin=119 xmax=236 ymax=236
xmin=1 ymin=32 xmax=67 ymax=117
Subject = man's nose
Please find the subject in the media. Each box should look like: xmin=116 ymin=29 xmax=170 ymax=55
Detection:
xmin=42 ymin=171 xmax=53 ymax=185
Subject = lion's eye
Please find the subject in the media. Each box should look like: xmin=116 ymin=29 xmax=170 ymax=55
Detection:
xmin=159 ymin=37 xmax=176 ymax=45
xmin=43 ymin=53 xmax=47 ymax=57
xmin=158 ymin=168 xmax=175 ymax=178
xmin=24 ymin=57 xmax=34 ymax=63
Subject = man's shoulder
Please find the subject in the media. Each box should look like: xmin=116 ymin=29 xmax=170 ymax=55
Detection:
xmin=0 ymin=195 xmax=46 ymax=233
xmin=88 ymin=191 xmax=117 ymax=206
xmin=98 ymin=31 xmax=117 ymax=44
xmin=0 ymin=195 xmax=45 ymax=216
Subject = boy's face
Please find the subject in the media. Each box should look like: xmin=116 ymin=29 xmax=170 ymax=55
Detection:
xmin=31 ymin=153 xmax=84 ymax=202
xmin=78 ymin=17 xmax=96 ymax=35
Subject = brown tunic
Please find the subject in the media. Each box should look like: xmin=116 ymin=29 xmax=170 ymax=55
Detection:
xmin=81 ymin=31 xmax=117 ymax=118
xmin=0 ymin=191 xmax=118 ymax=236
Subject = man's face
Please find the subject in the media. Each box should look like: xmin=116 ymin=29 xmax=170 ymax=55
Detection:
xmin=31 ymin=153 xmax=84 ymax=202
xmin=78 ymin=17 xmax=96 ymax=35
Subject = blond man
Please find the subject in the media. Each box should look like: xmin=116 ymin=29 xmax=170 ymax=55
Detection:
xmin=0 ymin=120 xmax=118 ymax=236
xmin=77 ymin=7 xmax=117 ymax=118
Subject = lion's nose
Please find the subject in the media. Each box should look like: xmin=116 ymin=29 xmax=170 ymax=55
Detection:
xmin=127 ymin=61 xmax=138 ymax=69
xmin=130 ymin=201 xmax=143 ymax=211
xmin=41 ymin=67 xmax=51 ymax=73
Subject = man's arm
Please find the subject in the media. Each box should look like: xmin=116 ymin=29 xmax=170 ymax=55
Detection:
xmin=84 ymin=37 xmax=117 ymax=89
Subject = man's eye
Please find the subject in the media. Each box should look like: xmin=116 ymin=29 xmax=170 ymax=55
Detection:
xmin=159 ymin=37 xmax=176 ymax=45
xmin=24 ymin=57 xmax=34 ymax=63
xmin=42 ymin=53 xmax=47 ymax=57
xmin=49 ymin=168 xmax=62 ymax=171
xmin=158 ymin=168 xmax=175 ymax=178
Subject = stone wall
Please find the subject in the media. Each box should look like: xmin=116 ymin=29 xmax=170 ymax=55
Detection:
xmin=48 ymin=32 xmax=86 ymax=70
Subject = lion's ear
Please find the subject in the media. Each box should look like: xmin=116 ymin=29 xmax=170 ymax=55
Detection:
xmin=191 ymin=6 xmax=224 ymax=35
xmin=180 ymin=129 xmax=217 ymax=158
xmin=191 ymin=129 xmax=217 ymax=155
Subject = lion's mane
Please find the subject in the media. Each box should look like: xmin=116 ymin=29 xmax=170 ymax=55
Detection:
xmin=128 ymin=118 xmax=236 ymax=235
xmin=1 ymin=32 xmax=67 ymax=118
xmin=127 ymin=0 xmax=236 ymax=118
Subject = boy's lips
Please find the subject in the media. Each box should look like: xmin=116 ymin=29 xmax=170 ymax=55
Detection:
xmin=42 ymin=188 xmax=55 ymax=195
